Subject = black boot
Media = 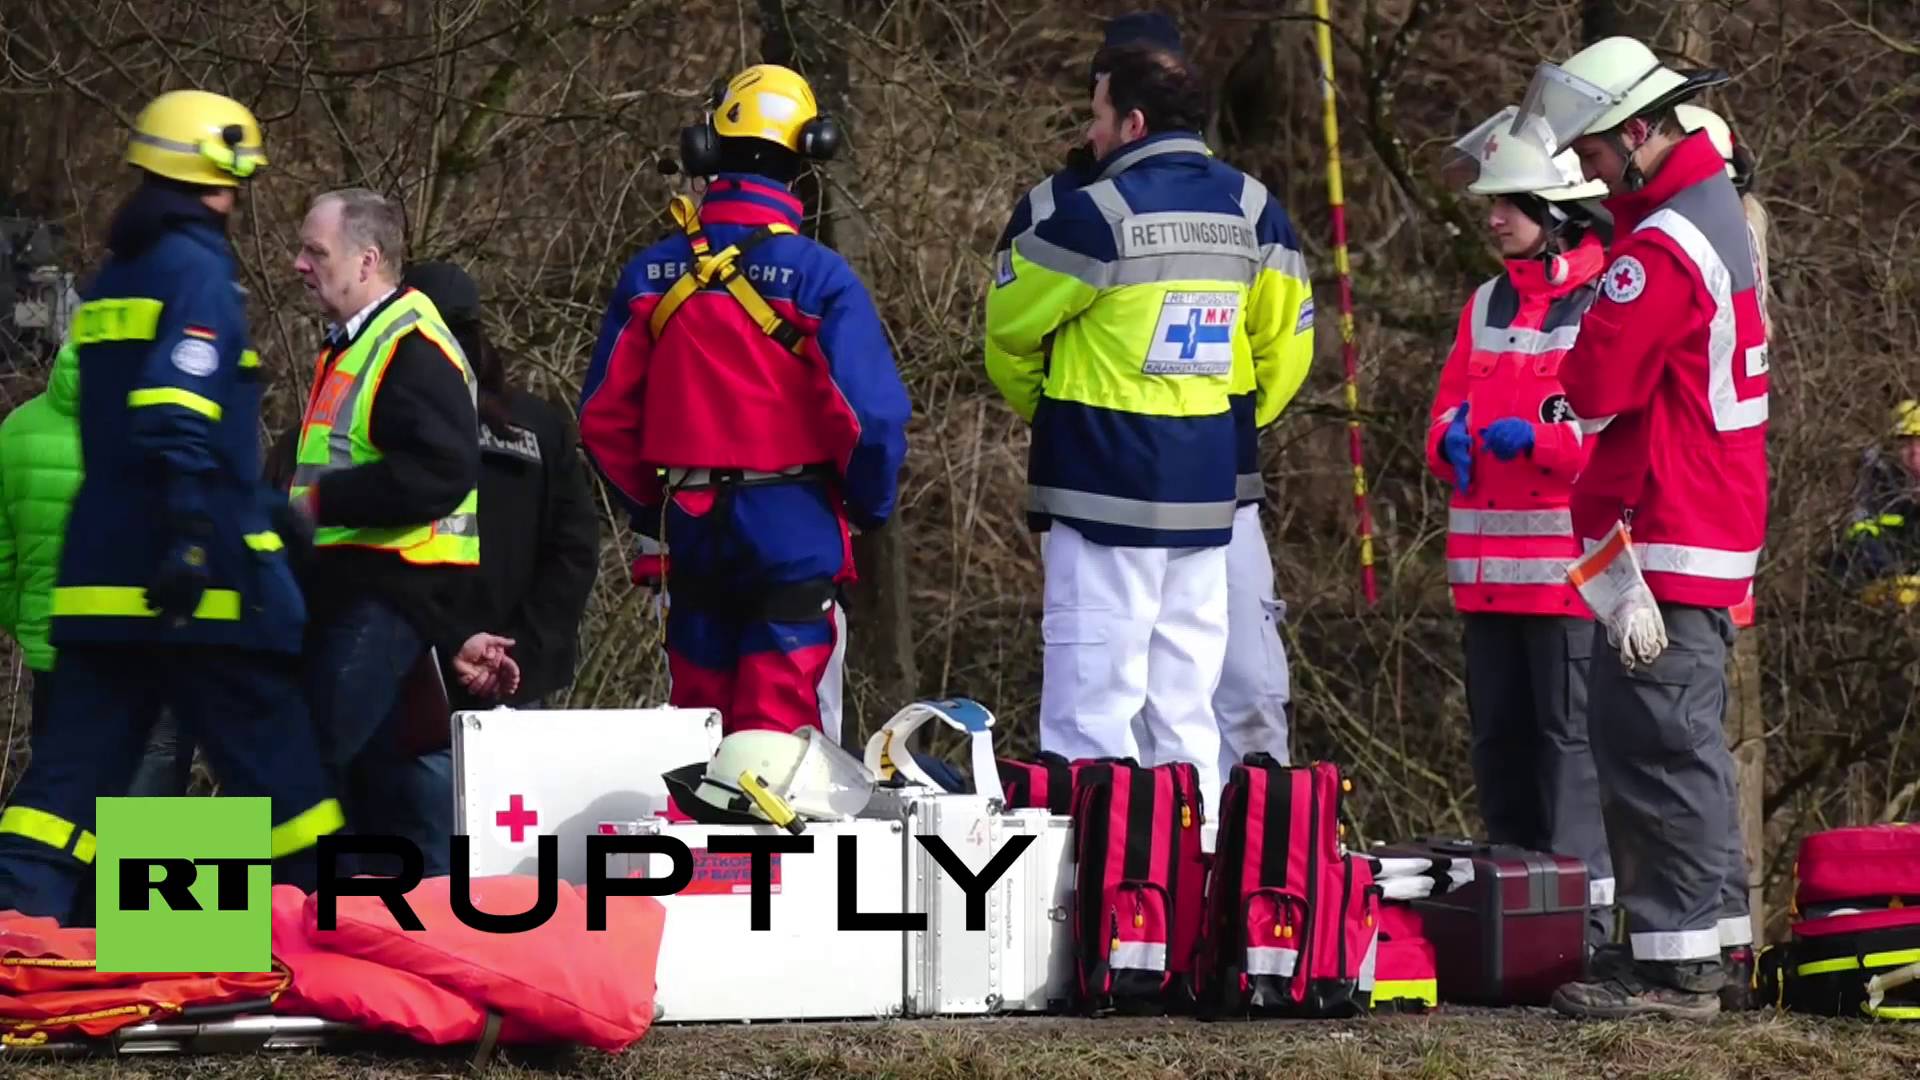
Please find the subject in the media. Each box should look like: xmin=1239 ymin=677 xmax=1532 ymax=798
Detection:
xmin=1552 ymin=957 xmax=1723 ymax=1021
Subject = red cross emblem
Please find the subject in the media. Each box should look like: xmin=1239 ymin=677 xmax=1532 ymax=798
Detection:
xmin=496 ymin=794 xmax=538 ymax=842
xmin=1483 ymin=135 xmax=1499 ymax=159
xmin=1613 ymin=267 xmax=1636 ymax=291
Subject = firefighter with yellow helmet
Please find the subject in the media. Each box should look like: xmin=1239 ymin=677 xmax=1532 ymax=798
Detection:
xmin=1835 ymin=399 xmax=1920 ymax=610
xmin=578 ymin=65 xmax=909 ymax=741
xmin=0 ymin=90 xmax=344 ymax=923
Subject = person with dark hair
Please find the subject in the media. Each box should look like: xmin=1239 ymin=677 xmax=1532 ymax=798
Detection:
xmin=579 ymin=64 xmax=909 ymax=741
xmin=0 ymin=90 xmax=345 ymax=921
xmin=993 ymin=14 xmax=1307 ymax=789
xmin=985 ymin=42 xmax=1313 ymax=820
xmin=1430 ymin=107 xmax=1616 ymax=956
xmin=402 ymin=260 xmax=600 ymax=710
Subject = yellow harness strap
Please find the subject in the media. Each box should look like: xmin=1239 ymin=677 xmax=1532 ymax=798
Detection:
xmin=648 ymin=194 xmax=806 ymax=355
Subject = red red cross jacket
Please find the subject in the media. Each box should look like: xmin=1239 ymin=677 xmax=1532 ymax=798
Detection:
xmin=1426 ymin=233 xmax=1605 ymax=616
xmin=1558 ymin=131 xmax=1770 ymax=610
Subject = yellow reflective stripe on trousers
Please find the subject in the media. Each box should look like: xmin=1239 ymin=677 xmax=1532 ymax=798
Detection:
xmin=239 ymin=350 xmax=261 ymax=369
xmin=244 ymin=531 xmax=283 ymax=552
xmin=270 ymin=798 xmax=346 ymax=858
xmin=0 ymin=806 xmax=97 ymax=864
xmin=1371 ymin=978 xmax=1438 ymax=1005
xmin=1797 ymin=948 xmax=1920 ymax=977
xmin=51 ymin=586 xmax=241 ymax=621
xmin=128 ymin=387 xmax=222 ymax=420
xmin=69 ymin=298 xmax=164 ymax=345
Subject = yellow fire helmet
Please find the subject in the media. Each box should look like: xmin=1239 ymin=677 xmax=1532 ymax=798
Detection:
xmin=711 ymin=64 xmax=839 ymax=159
xmin=126 ymin=89 xmax=268 ymax=187
xmin=1893 ymin=399 xmax=1920 ymax=439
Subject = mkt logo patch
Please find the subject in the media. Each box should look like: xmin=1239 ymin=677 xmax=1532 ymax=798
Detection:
xmin=95 ymin=797 xmax=272 ymax=973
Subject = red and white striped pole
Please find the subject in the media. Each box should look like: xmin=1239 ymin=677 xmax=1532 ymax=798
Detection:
xmin=1312 ymin=0 xmax=1379 ymax=606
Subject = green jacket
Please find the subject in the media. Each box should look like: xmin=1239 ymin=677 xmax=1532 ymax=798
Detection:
xmin=0 ymin=342 xmax=82 ymax=671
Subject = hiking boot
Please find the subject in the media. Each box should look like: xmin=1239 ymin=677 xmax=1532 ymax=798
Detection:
xmin=1719 ymin=946 xmax=1757 ymax=1012
xmin=1551 ymin=960 xmax=1723 ymax=1021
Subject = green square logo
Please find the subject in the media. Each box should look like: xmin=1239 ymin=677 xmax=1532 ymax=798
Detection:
xmin=95 ymin=797 xmax=272 ymax=973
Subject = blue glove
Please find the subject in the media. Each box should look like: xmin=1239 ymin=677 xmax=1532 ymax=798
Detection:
xmin=1481 ymin=417 xmax=1536 ymax=462
xmin=1442 ymin=402 xmax=1472 ymax=493
xmin=146 ymin=521 xmax=212 ymax=622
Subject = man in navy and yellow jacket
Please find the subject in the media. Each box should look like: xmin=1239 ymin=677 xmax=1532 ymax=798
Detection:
xmin=986 ymin=42 xmax=1313 ymax=814
xmin=0 ymin=90 xmax=343 ymax=922
xmin=993 ymin=14 xmax=1314 ymax=785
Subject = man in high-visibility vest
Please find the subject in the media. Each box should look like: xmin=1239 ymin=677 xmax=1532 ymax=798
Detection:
xmin=0 ymin=90 xmax=345 ymax=921
xmin=287 ymin=186 xmax=512 ymax=878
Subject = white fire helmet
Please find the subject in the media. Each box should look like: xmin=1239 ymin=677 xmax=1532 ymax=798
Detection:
xmin=1673 ymin=104 xmax=1736 ymax=180
xmin=1443 ymin=106 xmax=1608 ymax=203
xmin=666 ymin=727 xmax=875 ymax=826
xmin=1514 ymin=36 xmax=1728 ymax=150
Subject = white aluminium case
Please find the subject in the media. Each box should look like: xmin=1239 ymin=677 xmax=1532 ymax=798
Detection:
xmin=450 ymin=706 xmax=721 ymax=884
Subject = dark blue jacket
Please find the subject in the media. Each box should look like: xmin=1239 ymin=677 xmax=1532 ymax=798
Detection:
xmin=50 ymin=185 xmax=304 ymax=654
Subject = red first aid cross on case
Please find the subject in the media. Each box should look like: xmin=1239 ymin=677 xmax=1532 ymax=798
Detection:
xmin=496 ymin=794 xmax=538 ymax=842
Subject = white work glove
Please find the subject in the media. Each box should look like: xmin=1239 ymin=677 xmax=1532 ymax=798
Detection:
xmin=1568 ymin=520 xmax=1669 ymax=670
xmin=1612 ymin=600 xmax=1669 ymax=671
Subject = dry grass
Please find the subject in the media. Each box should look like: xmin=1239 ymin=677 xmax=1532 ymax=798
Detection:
xmin=3 ymin=1013 xmax=1919 ymax=1080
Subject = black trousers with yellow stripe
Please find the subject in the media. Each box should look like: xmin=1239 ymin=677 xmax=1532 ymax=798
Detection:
xmin=0 ymin=644 xmax=345 ymax=925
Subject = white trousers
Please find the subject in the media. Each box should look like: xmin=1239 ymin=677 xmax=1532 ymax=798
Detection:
xmin=1215 ymin=503 xmax=1293 ymax=776
xmin=1039 ymin=521 xmax=1227 ymax=814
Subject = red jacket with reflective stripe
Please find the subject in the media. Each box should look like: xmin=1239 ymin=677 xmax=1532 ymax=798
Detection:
xmin=1426 ymin=234 xmax=1604 ymax=616
xmin=1559 ymin=133 xmax=1770 ymax=609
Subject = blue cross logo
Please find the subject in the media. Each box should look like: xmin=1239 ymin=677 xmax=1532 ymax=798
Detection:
xmin=1165 ymin=307 xmax=1232 ymax=359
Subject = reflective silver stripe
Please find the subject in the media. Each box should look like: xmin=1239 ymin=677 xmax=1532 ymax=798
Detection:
xmin=1471 ymin=322 xmax=1581 ymax=356
xmin=1236 ymin=472 xmax=1264 ymax=501
xmin=1458 ymin=556 xmax=1571 ymax=586
xmin=1097 ymin=136 xmax=1211 ymax=181
xmin=1718 ymin=914 xmax=1752 ymax=948
xmin=1448 ymin=507 xmax=1574 ymax=537
xmin=1262 ymin=243 xmax=1309 ymax=279
xmin=1466 ymin=276 xmax=1580 ymax=355
xmin=1639 ymin=208 xmax=1767 ymax=432
xmin=1637 ymin=542 xmax=1760 ymax=580
xmin=1010 ymin=235 xmax=1259 ymax=290
xmin=1027 ymin=177 xmax=1058 ymax=227
xmin=1579 ymin=415 xmax=1615 ymax=435
xmin=1245 ymin=945 xmax=1298 ymax=977
xmin=1080 ymin=179 xmax=1133 ymax=223
xmin=128 ymin=132 xmax=264 ymax=160
xmin=1237 ymin=173 xmax=1269 ymax=229
xmin=1110 ymin=941 xmax=1168 ymax=971
xmin=1630 ymin=928 xmax=1720 ymax=962
xmin=1029 ymin=486 xmax=1236 ymax=532
xmin=1357 ymin=926 xmax=1378 ymax=993
xmin=1590 ymin=877 xmax=1616 ymax=907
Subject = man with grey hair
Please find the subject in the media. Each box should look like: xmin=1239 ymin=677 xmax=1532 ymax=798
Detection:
xmin=288 ymin=186 xmax=509 ymax=879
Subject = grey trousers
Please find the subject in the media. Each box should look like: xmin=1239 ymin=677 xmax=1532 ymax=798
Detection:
xmin=1588 ymin=604 xmax=1748 ymax=967
xmin=1464 ymin=613 xmax=1615 ymax=948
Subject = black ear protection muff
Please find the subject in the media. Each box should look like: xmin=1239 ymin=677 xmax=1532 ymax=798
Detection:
xmin=677 ymin=75 xmax=844 ymax=176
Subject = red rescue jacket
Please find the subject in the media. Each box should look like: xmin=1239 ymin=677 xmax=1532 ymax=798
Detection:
xmin=1426 ymin=234 xmax=1605 ymax=616
xmin=1559 ymin=132 xmax=1770 ymax=609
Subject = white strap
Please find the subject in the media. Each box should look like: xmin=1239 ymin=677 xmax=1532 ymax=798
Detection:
xmin=863 ymin=698 xmax=1004 ymax=804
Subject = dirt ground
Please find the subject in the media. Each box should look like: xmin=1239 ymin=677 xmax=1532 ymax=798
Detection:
xmin=2 ymin=1012 xmax=1916 ymax=1080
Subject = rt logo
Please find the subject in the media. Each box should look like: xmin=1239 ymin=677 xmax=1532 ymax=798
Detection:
xmin=95 ymin=798 xmax=273 ymax=973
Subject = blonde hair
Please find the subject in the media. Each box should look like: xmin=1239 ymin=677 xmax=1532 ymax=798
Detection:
xmin=1742 ymin=193 xmax=1773 ymax=340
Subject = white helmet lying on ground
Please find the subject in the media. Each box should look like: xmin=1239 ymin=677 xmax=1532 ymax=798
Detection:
xmin=664 ymin=727 xmax=876 ymax=827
